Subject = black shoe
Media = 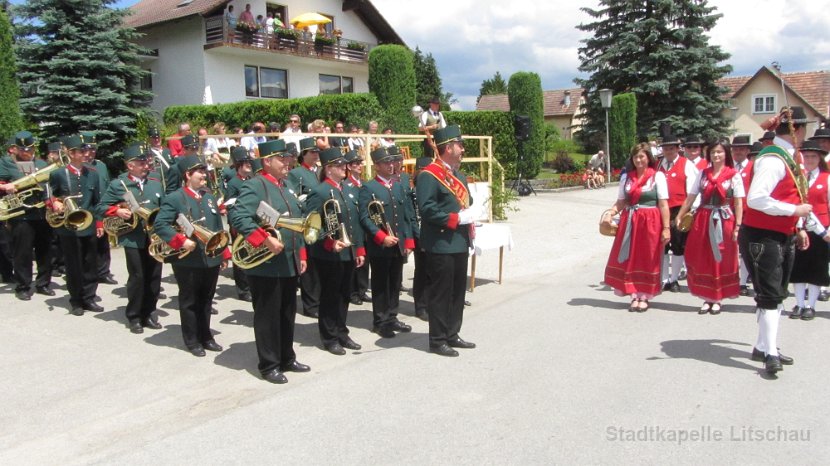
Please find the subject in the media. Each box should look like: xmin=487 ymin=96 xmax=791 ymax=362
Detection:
xmin=790 ymin=306 xmax=803 ymax=319
xmin=35 ymin=286 xmax=55 ymax=296
xmin=238 ymin=291 xmax=252 ymax=302
xmin=129 ymin=321 xmax=144 ymax=334
xmin=391 ymin=321 xmax=412 ymax=333
xmin=202 ymin=340 xmax=223 ymax=352
xmin=70 ymin=306 xmax=84 ymax=316
xmin=303 ymin=309 xmax=319 ymax=318
xmin=819 ymin=290 xmax=830 ymax=302
xmin=211 ymin=307 xmax=218 ymax=315
xmin=801 ymin=307 xmax=815 ymax=320
xmin=83 ymin=302 xmax=104 ymax=312
xmin=189 ymin=346 xmax=206 ymax=357
xmin=662 ymin=281 xmax=672 ymax=291
xmin=668 ymin=281 xmax=680 ymax=292
xmin=341 ymin=337 xmax=362 ymax=350
xmin=51 ymin=269 xmax=63 ymax=278
xmin=263 ymin=369 xmax=288 ymax=384
xmin=281 ymin=361 xmax=311 ymax=372
xmin=55 ymin=266 xmax=66 ymax=276
xmin=765 ymin=354 xmax=783 ymax=374
xmin=98 ymin=275 xmax=118 ymax=285
xmin=372 ymin=326 xmax=396 ymax=338
xmin=15 ymin=289 xmax=32 ymax=301
xmin=141 ymin=318 xmax=162 ymax=330
xmin=325 ymin=342 xmax=346 ymax=355
xmin=349 ymin=295 xmax=363 ymax=305
xmin=751 ymin=347 xmax=793 ymax=365
xmin=464 ymin=300 xmax=472 ymax=306
xmin=739 ymin=285 xmax=749 ymax=296
xmin=678 ymin=269 xmax=687 ymax=281
xmin=448 ymin=337 xmax=476 ymax=349
xmin=415 ymin=310 xmax=429 ymax=321
xmin=360 ymin=293 xmax=372 ymax=303
xmin=158 ymin=292 xmax=167 ymax=300
xmin=430 ymin=344 xmax=459 ymax=357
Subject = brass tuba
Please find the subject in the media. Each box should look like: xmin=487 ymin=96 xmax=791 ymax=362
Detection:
xmin=367 ymin=193 xmax=393 ymax=235
xmin=46 ymin=195 xmax=94 ymax=231
xmin=0 ymin=162 xmax=64 ymax=221
xmin=148 ymin=232 xmax=190 ymax=263
xmin=322 ymin=193 xmax=351 ymax=247
xmin=231 ymin=212 xmax=322 ymax=269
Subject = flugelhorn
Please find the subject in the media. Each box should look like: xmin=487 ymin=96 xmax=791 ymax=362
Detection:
xmin=188 ymin=216 xmax=230 ymax=258
xmin=367 ymin=193 xmax=393 ymax=235
xmin=322 ymin=193 xmax=351 ymax=247
xmin=0 ymin=162 xmax=63 ymax=221
xmin=46 ymin=194 xmax=93 ymax=231
xmin=148 ymin=232 xmax=190 ymax=263
xmin=231 ymin=201 xmax=321 ymax=269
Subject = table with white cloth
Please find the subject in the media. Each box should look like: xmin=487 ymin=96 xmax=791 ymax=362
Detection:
xmin=468 ymin=223 xmax=514 ymax=291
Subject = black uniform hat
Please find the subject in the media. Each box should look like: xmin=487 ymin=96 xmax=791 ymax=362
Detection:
xmin=62 ymin=134 xmax=84 ymax=151
xmin=759 ymin=131 xmax=776 ymax=141
xmin=148 ymin=128 xmax=161 ymax=138
xmin=731 ymin=135 xmax=751 ymax=147
xmin=180 ymin=134 xmax=199 ymax=149
xmin=801 ymin=139 xmax=828 ymax=156
xmin=47 ymin=142 xmax=62 ymax=152
xmin=344 ymin=150 xmax=362 ymax=163
xmin=749 ymin=142 xmax=764 ymax=156
xmin=779 ymin=106 xmax=814 ymax=125
xmin=285 ymin=142 xmax=298 ymax=157
xmin=177 ymin=154 xmax=207 ymax=173
xmin=660 ymin=135 xmax=682 ymax=146
xmin=371 ymin=147 xmax=394 ymax=163
xmin=319 ymin=147 xmax=347 ymax=166
xmin=682 ymin=135 xmax=706 ymax=146
xmin=231 ymin=146 xmax=253 ymax=163
xmin=80 ymin=131 xmax=97 ymax=149
xmin=123 ymin=143 xmax=149 ymax=162
xmin=250 ymin=158 xmax=263 ymax=174
xmin=433 ymin=125 xmax=463 ymax=146
xmin=299 ymin=137 xmax=318 ymax=153
xmin=14 ymin=131 xmax=36 ymax=148
xmin=258 ymin=140 xmax=288 ymax=159
xmin=811 ymin=128 xmax=830 ymax=140
xmin=387 ymin=145 xmax=404 ymax=160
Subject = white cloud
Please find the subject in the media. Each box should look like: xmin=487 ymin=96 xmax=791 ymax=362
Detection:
xmin=373 ymin=0 xmax=830 ymax=110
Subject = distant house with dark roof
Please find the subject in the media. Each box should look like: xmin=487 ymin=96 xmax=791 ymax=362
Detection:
xmin=717 ymin=66 xmax=829 ymax=141
xmin=127 ymin=0 xmax=405 ymax=113
xmin=476 ymin=88 xmax=584 ymax=140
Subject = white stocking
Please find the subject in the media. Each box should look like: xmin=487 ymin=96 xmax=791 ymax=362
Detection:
xmin=794 ymin=283 xmax=806 ymax=308
xmin=757 ymin=307 xmax=780 ymax=357
xmin=808 ymin=285 xmax=820 ymax=308
xmin=670 ymin=256 xmax=684 ymax=282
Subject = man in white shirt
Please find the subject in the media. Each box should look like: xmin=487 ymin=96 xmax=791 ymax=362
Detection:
xmin=239 ymin=122 xmax=266 ymax=157
xmin=418 ymin=96 xmax=446 ymax=158
xmin=281 ymin=114 xmax=304 ymax=147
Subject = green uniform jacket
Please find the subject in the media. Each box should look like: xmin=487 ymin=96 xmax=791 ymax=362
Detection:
xmin=48 ymin=165 xmax=102 ymax=237
xmin=415 ymin=168 xmax=472 ymax=254
xmin=0 ymin=158 xmax=49 ymax=221
xmin=224 ymin=172 xmax=247 ymax=205
xmin=228 ymin=174 xmax=306 ymax=277
xmin=163 ymin=163 xmax=182 ymax=194
xmin=287 ymin=164 xmax=320 ymax=199
xmin=87 ymin=159 xmax=110 ymax=196
xmin=358 ymin=178 xmax=415 ymax=257
xmin=153 ymin=188 xmax=227 ymax=268
xmin=97 ymin=174 xmax=165 ymax=248
xmin=399 ymin=173 xmax=420 ymax=239
xmin=305 ymin=179 xmax=365 ymax=262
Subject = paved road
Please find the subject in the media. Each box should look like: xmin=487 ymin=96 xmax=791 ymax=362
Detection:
xmin=2 ymin=187 xmax=828 ymax=464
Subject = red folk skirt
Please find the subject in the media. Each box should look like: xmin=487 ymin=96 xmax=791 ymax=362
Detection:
xmin=604 ymin=206 xmax=663 ymax=298
xmin=684 ymin=206 xmax=740 ymax=301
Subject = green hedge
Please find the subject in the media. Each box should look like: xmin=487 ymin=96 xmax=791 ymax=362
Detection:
xmin=163 ymin=93 xmax=385 ymax=135
xmin=445 ymin=110 xmax=518 ymax=179
xmin=507 ymin=72 xmax=545 ymax=179
xmin=609 ymin=92 xmax=637 ymax=168
xmin=368 ymin=45 xmax=417 ymax=138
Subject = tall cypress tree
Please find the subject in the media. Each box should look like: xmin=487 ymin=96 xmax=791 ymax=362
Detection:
xmin=413 ymin=47 xmax=444 ymax=109
xmin=508 ymin=72 xmax=544 ymax=179
xmin=575 ymin=0 xmax=732 ymax=144
xmin=0 ymin=5 xmax=22 ymax=141
xmin=14 ymin=0 xmax=150 ymax=155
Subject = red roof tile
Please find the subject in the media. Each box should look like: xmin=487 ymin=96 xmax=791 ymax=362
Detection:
xmin=476 ymin=88 xmax=584 ymax=117
xmin=717 ymin=68 xmax=830 ymax=118
xmin=125 ymin=0 xmax=227 ymax=29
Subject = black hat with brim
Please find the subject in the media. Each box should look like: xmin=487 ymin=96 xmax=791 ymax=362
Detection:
xmin=811 ymin=128 xmax=830 ymax=140
xmin=231 ymin=146 xmax=253 ymax=163
xmin=250 ymin=158 xmax=263 ymax=174
xmin=780 ymin=106 xmax=814 ymax=125
xmin=731 ymin=135 xmax=751 ymax=147
xmin=371 ymin=147 xmax=394 ymax=163
xmin=299 ymin=137 xmax=318 ymax=153
xmin=124 ymin=143 xmax=149 ymax=162
xmin=47 ymin=142 xmax=61 ymax=152
xmin=683 ymin=135 xmax=705 ymax=146
xmin=415 ymin=157 xmax=433 ymax=170
xmin=62 ymin=134 xmax=83 ymax=151
xmin=749 ymin=142 xmax=764 ymax=156
xmin=344 ymin=150 xmax=362 ymax=163
xmin=177 ymin=154 xmax=207 ymax=172
xmin=319 ymin=147 xmax=347 ymax=166
xmin=660 ymin=135 xmax=681 ymax=146
xmin=433 ymin=125 xmax=463 ymax=146
xmin=181 ymin=134 xmax=198 ymax=149
xmin=14 ymin=131 xmax=36 ymax=148
xmin=801 ymin=139 xmax=829 ymax=156
xmin=258 ymin=140 xmax=288 ymax=159
xmin=760 ymin=131 xmax=776 ymax=141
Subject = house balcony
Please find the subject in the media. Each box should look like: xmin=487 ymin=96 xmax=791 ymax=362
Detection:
xmin=204 ymin=15 xmax=371 ymax=64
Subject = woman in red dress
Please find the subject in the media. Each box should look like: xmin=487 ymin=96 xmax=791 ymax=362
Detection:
xmin=604 ymin=143 xmax=671 ymax=312
xmin=675 ymin=141 xmax=744 ymax=314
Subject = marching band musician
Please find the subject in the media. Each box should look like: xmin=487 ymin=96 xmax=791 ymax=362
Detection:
xmin=228 ymin=139 xmax=311 ymax=384
xmin=224 ymin=146 xmax=254 ymax=302
xmin=288 ymin=137 xmax=322 ymax=318
xmin=47 ymin=134 xmax=104 ymax=316
xmin=80 ymin=132 xmax=117 ymax=286
xmin=409 ymin=157 xmax=433 ymax=321
xmin=153 ymin=154 xmax=230 ymax=357
xmin=147 ymin=128 xmax=175 ymax=193
xmin=97 ymin=144 xmax=165 ymax=334
xmin=0 ymin=131 xmax=54 ymax=300
xmin=344 ymin=149 xmax=371 ymax=305
xmin=304 ymin=147 xmax=366 ymax=356
xmin=416 ymin=125 xmax=476 ymax=357
xmin=358 ymin=147 xmax=415 ymax=338
xmin=163 ymin=134 xmax=199 ymax=195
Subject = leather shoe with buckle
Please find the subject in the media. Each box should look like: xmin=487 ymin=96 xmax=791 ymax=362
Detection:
xmin=391 ymin=321 xmax=411 ymax=332
xmin=325 ymin=342 xmax=346 ymax=355
xmin=448 ymin=337 xmax=476 ymax=349
xmin=15 ymin=289 xmax=32 ymax=301
xmin=83 ymin=302 xmax=104 ymax=313
xmin=751 ymin=347 xmax=793 ymax=365
xmin=202 ymin=340 xmax=223 ymax=352
xmin=790 ymin=306 xmax=803 ymax=319
xmin=35 ymin=286 xmax=55 ymax=296
xmin=430 ymin=344 xmax=459 ymax=357
xmin=129 ymin=321 xmax=144 ymax=334
xmin=98 ymin=275 xmax=118 ymax=285
xmin=801 ymin=307 xmax=816 ymax=320
xmin=189 ymin=346 xmax=206 ymax=357
xmin=668 ymin=281 xmax=680 ymax=292
xmin=372 ymin=326 xmax=396 ymax=338
xmin=142 ymin=318 xmax=162 ymax=330
xmin=765 ymin=354 xmax=783 ymax=374
xmin=281 ymin=361 xmax=311 ymax=372
xmin=70 ymin=306 xmax=84 ymax=316
xmin=263 ymin=369 xmax=288 ymax=384
xmin=340 ymin=337 xmax=361 ymax=350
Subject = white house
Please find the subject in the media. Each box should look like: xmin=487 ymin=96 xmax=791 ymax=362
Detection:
xmin=126 ymin=0 xmax=405 ymax=114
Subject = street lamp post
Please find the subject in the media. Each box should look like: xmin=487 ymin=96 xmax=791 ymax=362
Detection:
xmin=599 ymin=89 xmax=613 ymax=180
xmin=729 ymin=106 xmax=739 ymax=135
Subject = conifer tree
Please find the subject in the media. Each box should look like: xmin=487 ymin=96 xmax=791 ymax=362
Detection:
xmin=0 ymin=5 xmax=22 ymax=141
xmin=413 ymin=47 xmax=444 ymax=109
xmin=478 ymin=71 xmax=508 ymax=104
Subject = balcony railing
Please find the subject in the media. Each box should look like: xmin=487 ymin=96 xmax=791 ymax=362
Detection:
xmin=204 ymin=15 xmax=371 ymax=63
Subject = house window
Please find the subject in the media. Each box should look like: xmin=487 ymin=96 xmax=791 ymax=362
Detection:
xmin=245 ymin=65 xmax=288 ymax=99
xmin=266 ymin=3 xmax=287 ymax=29
xmin=752 ymin=94 xmax=776 ymax=114
xmin=139 ymin=69 xmax=153 ymax=91
xmin=319 ymin=74 xmax=353 ymax=95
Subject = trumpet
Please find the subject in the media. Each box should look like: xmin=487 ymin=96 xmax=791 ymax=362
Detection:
xmin=367 ymin=193 xmax=393 ymax=235
xmin=322 ymin=193 xmax=351 ymax=247
xmin=0 ymin=162 xmax=63 ymax=221
xmin=46 ymin=195 xmax=94 ymax=231
xmin=102 ymin=205 xmax=160 ymax=237
xmin=232 ymin=209 xmax=322 ymax=269
xmin=148 ymin=232 xmax=191 ymax=263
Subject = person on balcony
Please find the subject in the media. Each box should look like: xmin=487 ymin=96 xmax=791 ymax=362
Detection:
xmin=237 ymin=4 xmax=255 ymax=45
xmin=225 ymin=5 xmax=236 ymax=43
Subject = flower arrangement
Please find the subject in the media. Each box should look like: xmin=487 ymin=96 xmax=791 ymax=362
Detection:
xmin=277 ymin=28 xmax=298 ymax=39
xmin=314 ymin=36 xmax=335 ymax=46
xmin=346 ymin=41 xmax=366 ymax=51
xmin=236 ymin=21 xmax=257 ymax=34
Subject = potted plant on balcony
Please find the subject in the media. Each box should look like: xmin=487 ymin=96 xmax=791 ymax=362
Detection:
xmin=346 ymin=41 xmax=366 ymax=51
xmin=277 ymin=28 xmax=298 ymax=40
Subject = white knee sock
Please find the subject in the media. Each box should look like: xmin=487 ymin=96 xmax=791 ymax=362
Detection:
xmin=808 ymin=285 xmax=820 ymax=308
xmin=757 ymin=308 xmax=780 ymax=357
xmin=794 ymin=283 xmax=806 ymax=308
xmin=670 ymin=256 xmax=684 ymax=282
xmin=662 ymin=254 xmax=670 ymax=283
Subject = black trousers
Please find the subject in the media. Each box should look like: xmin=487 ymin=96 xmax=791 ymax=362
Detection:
xmin=96 ymin=234 xmax=112 ymax=279
xmin=315 ymin=258 xmax=354 ymax=347
xmin=60 ymin=234 xmax=99 ymax=307
xmin=665 ymin=206 xmax=688 ymax=256
xmin=124 ymin=245 xmax=162 ymax=323
xmin=229 ymin=231 xmax=250 ymax=295
xmin=50 ymin=232 xmax=64 ymax=269
xmin=425 ymin=252 xmax=467 ymax=347
xmin=172 ymin=265 xmax=219 ymax=350
xmin=739 ymin=225 xmax=796 ymax=309
xmin=249 ymin=275 xmax=299 ymax=374
xmin=300 ymin=257 xmax=320 ymax=314
xmin=10 ymin=219 xmax=53 ymax=292
xmin=350 ymin=260 xmax=369 ymax=299
xmin=413 ymin=246 xmax=428 ymax=314
xmin=0 ymin=222 xmax=13 ymax=280
xmin=369 ymin=255 xmax=404 ymax=328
